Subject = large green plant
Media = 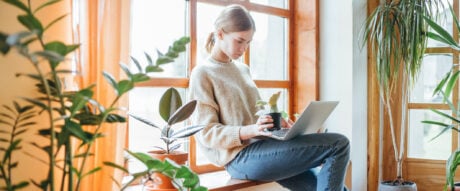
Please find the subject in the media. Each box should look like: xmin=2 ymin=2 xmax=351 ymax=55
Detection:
xmin=359 ymin=0 xmax=444 ymax=185
xmin=421 ymin=4 xmax=460 ymax=190
xmin=0 ymin=0 xmax=205 ymax=191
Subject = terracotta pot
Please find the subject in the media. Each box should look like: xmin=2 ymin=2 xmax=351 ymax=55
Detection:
xmin=145 ymin=151 xmax=188 ymax=191
xmin=379 ymin=180 xmax=417 ymax=191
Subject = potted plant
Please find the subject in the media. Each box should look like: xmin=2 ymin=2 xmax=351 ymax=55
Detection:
xmin=256 ymin=91 xmax=282 ymax=131
xmin=420 ymin=4 xmax=460 ymax=190
xmin=0 ymin=1 xmax=206 ymax=191
xmin=128 ymin=87 xmax=204 ymax=190
xmin=360 ymin=0 xmax=444 ymax=190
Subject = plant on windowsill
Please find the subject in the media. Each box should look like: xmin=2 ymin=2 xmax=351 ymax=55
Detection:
xmin=421 ymin=4 xmax=460 ymax=190
xmin=0 ymin=1 xmax=206 ymax=191
xmin=256 ymin=91 xmax=283 ymax=131
xmin=359 ymin=0 xmax=444 ymax=190
xmin=126 ymin=87 xmax=205 ymax=190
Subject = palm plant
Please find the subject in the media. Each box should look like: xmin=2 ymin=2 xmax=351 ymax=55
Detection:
xmin=359 ymin=0 xmax=444 ymax=187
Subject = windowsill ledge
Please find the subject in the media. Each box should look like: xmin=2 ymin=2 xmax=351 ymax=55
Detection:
xmin=199 ymin=170 xmax=270 ymax=191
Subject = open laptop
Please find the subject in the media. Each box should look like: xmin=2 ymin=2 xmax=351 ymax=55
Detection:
xmin=264 ymin=101 xmax=339 ymax=141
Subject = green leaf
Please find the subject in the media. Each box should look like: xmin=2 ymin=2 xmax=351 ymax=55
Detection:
xmin=144 ymin=52 xmax=153 ymax=65
xmin=0 ymin=32 xmax=10 ymax=54
xmin=105 ymin=113 xmax=126 ymax=123
xmin=21 ymin=97 xmax=48 ymax=110
xmin=34 ymin=0 xmax=62 ymax=13
xmin=156 ymin=56 xmax=174 ymax=66
xmin=12 ymin=181 xmax=29 ymax=190
xmin=17 ymin=14 xmax=43 ymax=35
xmin=65 ymin=119 xmax=89 ymax=142
xmin=145 ymin=65 xmax=163 ymax=73
xmin=120 ymin=63 xmax=132 ymax=78
xmin=44 ymin=41 xmax=67 ymax=56
xmin=44 ymin=14 xmax=68 ymax=32
xmin=103 ymin=71 xmax=118 ymax=92
xmin=159 ymin=88 xmax=182 ymax=122
xmin=130 ymin=56 xmax=143 ymax=72
xmin=128 ymin=114 xmax=161 ymax=129
xmin=6 ymin=31 xmax=33 ymax=46
xmin=171 ymin=125 xmax=204 ymax=139
xmin=81 ymin=167 xmax=102 ymax=179
xmin=167 ymin=100 xmax=197 ymax=125
xmin=117 ymin=80 xmax=134 ymax=95
xmin=131 ymin=73 xmax=150 ymax=83
xmin=103 ymin=161 xmax=129 ymax=173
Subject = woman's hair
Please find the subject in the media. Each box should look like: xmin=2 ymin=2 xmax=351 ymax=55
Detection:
xmin=205 ymin=4 xmax=256 ymax=53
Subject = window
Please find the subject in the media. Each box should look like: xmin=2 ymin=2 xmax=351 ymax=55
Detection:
xmin=407 ymin=0 xmax=455 ymax=160
xmin=128 ymin=0 xmax=292 ymax=172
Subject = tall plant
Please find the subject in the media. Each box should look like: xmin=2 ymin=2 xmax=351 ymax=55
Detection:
xmin=360 ymin=0 xmax=444 ymax=185
xmin=0 ymin=0 xmax=205 ymax=191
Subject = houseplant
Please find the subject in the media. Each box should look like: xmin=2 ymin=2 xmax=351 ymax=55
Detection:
xmin=0 ymin=0 xmax=205 ymax=190
xmin=420 ymin=4 xmax=460 ymax=190
xmin=127 ymin=87 xmax=204 ymax=190
xmin=256 ymin=91 xmax=282 ymax=131
xmin=360 ymin=0 xmax=444 ymax=190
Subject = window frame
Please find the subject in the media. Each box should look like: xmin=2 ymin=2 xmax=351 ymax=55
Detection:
xmin=129 ymin=0 xmax=319 ymax=174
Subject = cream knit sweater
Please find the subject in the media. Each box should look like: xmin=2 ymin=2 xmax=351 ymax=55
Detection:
xmin=189 ymin=57 xmax=261 ymax=166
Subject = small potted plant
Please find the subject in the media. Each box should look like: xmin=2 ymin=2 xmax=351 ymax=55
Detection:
xmin=129 ymin=87 xmax=204 ymax=190
xmin=256 ymin=91 xmax=282 ymax=131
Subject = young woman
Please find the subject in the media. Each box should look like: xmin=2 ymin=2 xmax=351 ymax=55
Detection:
xmin=189 ymin=4 xmax=350 ymax=191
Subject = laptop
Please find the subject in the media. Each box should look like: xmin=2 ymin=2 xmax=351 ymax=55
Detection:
xmin=263 ymin=101 xmax=339 ymax=141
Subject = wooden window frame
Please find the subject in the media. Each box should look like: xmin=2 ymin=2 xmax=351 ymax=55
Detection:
xmin=130 ymin=0 xmax=319 ymax=174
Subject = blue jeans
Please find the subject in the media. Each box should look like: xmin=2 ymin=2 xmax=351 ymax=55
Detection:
xmin=225 ymin=133 xmax=350 ymax=191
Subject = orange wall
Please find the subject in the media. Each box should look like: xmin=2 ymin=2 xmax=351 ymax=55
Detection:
xmin=0 ymin=0 xmax=72 ymax=189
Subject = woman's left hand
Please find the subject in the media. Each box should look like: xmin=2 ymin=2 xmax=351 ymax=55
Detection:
xmin=281 ymin=118 xmax=294 ymax=128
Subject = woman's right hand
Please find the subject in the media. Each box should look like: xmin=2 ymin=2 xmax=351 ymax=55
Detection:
xmin=239 ymin=115 xmax=274 ymax=141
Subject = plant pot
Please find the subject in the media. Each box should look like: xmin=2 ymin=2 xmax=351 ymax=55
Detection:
xmin=268 ymin=112 xmax=281 ymax=131
xmin=379 ymin=180 xmax=417 ymax=191
xmin=146 ymin=151 xmax=188 ymax=191
xmin=446 ymin=182 xmax=460 ymax=191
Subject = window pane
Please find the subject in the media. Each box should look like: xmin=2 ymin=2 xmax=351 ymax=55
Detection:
xmin=250 ymin=12 xmax=288 ymax=80
xmin=128 ymin=87 xmax=188 ymax=172
xmin=196 ymin=3 xmax=223 ymax=63
xmin=410 ymin=54 xmax=452 ymax=103
xmin=130 ymin=0 xmax=188 ymax=78
xmin=250 ymin=0 xmax=289 ymax=9
xmin=408 ymin=109 xmax=451 ymax=160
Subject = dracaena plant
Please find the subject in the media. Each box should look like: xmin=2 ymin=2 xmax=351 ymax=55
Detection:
xmin=0 ymin=1 xmax=206 ymax=191
xmin=359 ymin=0 xmax=444 ymax=186
xmin=129 ymin=87 xmax=204 ymax=154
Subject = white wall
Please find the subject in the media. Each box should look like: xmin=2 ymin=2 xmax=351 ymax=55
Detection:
xmin=320 ymin=0 xmax=367 ymax=190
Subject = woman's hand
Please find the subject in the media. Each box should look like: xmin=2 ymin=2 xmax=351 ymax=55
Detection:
xmin=281 ymin=117 xmax=294 ymax=128
xmin=239 ymin=115 xmax=273 ymax=141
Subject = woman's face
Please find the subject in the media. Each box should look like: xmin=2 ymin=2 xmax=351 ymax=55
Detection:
xmin=217 ymin=29 xmax=254 ymax=60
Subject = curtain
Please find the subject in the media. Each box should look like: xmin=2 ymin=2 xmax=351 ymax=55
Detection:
xmin=76 ymin=0 xmax=131 ymax=190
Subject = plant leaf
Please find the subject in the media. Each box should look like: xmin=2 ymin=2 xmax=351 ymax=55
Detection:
xmin=167 ymin=100 xmax=197 ymax=125
xmin=159 ymin=88 xmax=182 ymax=122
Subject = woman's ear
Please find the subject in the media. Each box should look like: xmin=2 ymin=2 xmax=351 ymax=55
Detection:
xmin=216 ymin=29 xmax=225 ymax=40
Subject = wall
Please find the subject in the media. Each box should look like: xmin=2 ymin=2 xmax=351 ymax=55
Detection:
xmin=0 ymin=0 xmax=72 ymax=190
xmin=319 ymin=0 xmax=368 ymax=190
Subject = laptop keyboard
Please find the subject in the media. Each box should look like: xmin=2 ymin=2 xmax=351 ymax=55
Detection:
xmin=270 ymin=128 xmax=289 ymax=137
